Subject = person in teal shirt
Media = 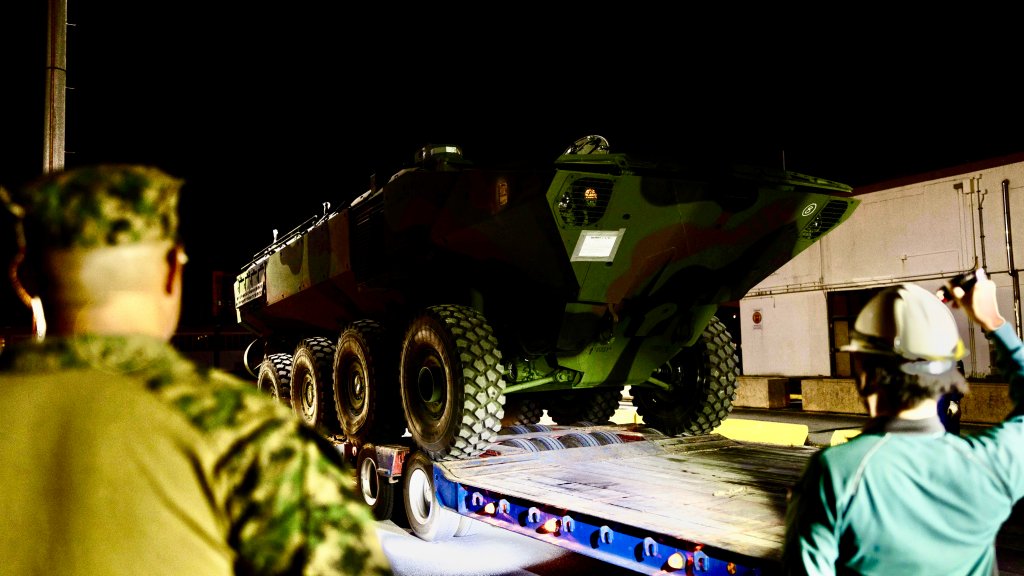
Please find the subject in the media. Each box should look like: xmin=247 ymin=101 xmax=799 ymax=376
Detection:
xmin=783 ymin=271 xmax=1024 ymax=575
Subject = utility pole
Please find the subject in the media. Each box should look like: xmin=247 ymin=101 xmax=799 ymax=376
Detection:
xmin=43 ymin=0 xmax=67 ymax=174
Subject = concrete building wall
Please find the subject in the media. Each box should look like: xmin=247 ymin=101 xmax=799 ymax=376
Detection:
xmin=740 ymin=291 xmax=831 ymax=376
xmin=741 ymin=160 xmax=1024 ymax=379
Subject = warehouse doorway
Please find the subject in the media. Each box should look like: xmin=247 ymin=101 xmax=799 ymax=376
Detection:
xmin=827 ymin=288 xmax=883 ymax=377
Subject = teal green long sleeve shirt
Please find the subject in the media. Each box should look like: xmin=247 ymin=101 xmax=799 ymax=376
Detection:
xmin=783 ymin=322 xmax=1024 ymax=575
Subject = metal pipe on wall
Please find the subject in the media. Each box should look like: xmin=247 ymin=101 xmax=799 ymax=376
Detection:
xmin=975 ymin=176 xmax=988 ymax=268
xmin=957 ymin=181 xmax=979 ymax=377
xmin=1001 ymin=178 xmax=1022 ymax=338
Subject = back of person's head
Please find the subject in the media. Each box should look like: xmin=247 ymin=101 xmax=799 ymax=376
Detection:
xmin=10 ymin=164 xmax=187 ymax=340
xmin=842 ymin=282 xmax=968 ymax=406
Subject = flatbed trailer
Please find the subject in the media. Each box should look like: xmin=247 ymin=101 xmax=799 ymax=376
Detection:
xmin=342 ymin=424 xmax=817 ymax=576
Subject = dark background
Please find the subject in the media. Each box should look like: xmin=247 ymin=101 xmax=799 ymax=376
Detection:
xmin=3 ymin=3 xmax=1023 ymax=330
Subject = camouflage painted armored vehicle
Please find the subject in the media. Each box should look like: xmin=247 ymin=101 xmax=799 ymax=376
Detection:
xmin=234 ymin=135 xmax=859 ymax=461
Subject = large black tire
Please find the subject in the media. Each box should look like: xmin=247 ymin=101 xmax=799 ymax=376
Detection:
xmin=356 ymin=443 xmax=396 ymax=521
xmin=545 ymin=387 xmax=622 ymax=426
xmin=256 ymin=353 xmax=292 ymax=406
xmin=334 ymin=320 xmax=405 ymax=444
xmin=399 ymin=304 xmax=506 ymax=461
xmin=290 ymin=337 xmax=341 ymax=436
xmin=402 ymin=450 xmax=462 ymax=542
xmin=631 ymin=316 xmax=739 ymax=436
xmin=500 ymin=393 xmax=544 ymax=427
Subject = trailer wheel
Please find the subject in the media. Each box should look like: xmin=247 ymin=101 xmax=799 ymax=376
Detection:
xmin=545 ymin=387 xmax=622 ymax=426
xmin=356 ymin=443 xmax=395 ymax=521
xmin=402 ymin=450 xmax=461 ymax=541
xmin=291 ymin=337 xmax=341 ymax=436
xmin=632 ymin=316 xmax=739 ymax=436
xmin=335 ymin=321 xmax=405 ymax=444
xmin=399 ymin=305 xmax=506 ymax=460
xmin=257 ymin=353 xmax=292 ymax=406
xmin=500 ymin=393 xmax=544 ymax=426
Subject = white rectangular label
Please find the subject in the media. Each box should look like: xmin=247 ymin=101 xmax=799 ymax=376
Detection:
xmin=571 ymin=229 xmax=625 ymax=262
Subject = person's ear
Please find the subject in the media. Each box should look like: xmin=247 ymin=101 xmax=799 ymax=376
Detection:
xmin=165 ymin=245 xmax=187 ymax=295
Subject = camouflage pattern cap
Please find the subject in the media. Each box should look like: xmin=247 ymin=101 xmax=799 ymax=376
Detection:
xmin=19 ymin=164 xmax=183 ymax=248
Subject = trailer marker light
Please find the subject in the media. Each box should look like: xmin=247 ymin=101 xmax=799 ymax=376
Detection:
xmin=560 ymin=515 xmax=575 ymax=533
xmin=527 ymin=507 xmax=543 ymax=524
xmin=694 ymin=550 xmax=709 ymax=571
xmin=483 ymin=502 xmax=496 ymax=515
xmin=642 ymin=537 xmax=658 ymax=557
xmin=541 ymin=518 xmax=559 ymax=533
xmin=666 ymin=552 xmax=685 ymax=570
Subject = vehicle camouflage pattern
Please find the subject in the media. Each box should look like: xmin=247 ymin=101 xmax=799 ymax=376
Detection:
xmin=234 ymin=135 xmax=859 ymax=461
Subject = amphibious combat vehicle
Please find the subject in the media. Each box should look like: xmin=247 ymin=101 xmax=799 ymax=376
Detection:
xmin=234 ymin=135 xmax=859 ymax=460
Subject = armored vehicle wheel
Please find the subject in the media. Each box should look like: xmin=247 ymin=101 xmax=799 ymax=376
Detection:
xmin=334 ymin=321 xmax=405 ymax=444
xmin=632 ymin=316 xmax=739 ymax=436
xmin=356 ymin=443 xmax=395 ymax=521
xmin=291 ymin=337 xmax=341 ymax=436
xmin=545 ymin=387 xmax=622 ymax=425
xmin=257 ymin=353 xmax=292 ymax=406
xmin=500 ymin=393 xmax=544 ymax=426
xmin=399 ymin=305 xmax=506 ymax=460
xmin=402 ymin=450 xmax=461 ymax=541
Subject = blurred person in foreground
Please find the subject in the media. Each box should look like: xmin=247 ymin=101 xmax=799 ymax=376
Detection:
xmin=782 ymin=271 xmax=1024 ymax=575
xmin=0 ymin=165 xmax=392 ymax=576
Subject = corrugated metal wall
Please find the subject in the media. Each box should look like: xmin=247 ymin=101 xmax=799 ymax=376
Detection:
xmin=741 ymin=162 xmax=1024 ymax=378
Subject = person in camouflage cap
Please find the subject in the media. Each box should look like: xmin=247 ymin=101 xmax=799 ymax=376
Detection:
xmin=17 ymin=163 xmax=182 ymax=248
xmin=0 ymin=164 xmax=394 ymax=576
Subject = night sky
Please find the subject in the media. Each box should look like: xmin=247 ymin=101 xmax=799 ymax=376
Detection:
xmin=3 ymin=3 xmax=1023 ymax=330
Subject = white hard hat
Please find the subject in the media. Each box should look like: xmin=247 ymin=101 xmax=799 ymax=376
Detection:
xmin=841 ymin=283 xmax=966 ymax=375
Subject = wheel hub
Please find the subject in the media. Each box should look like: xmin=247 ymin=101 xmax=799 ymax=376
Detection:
xmin=407 ymin=467 xmax=433 ymax=524
xmin=359 ymin=457 xmax=379 ymax=505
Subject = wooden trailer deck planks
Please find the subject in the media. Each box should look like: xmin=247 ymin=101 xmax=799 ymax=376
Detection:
xmin=439 ymin=430 xmax=819 ymax=562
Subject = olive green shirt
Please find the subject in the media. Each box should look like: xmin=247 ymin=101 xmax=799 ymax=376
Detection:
xmin=0 ymin=335 xmax=392 ymax=576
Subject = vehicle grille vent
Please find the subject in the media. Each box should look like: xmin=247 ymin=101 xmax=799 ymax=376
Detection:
xmin=800 ymin=200 xmax=851 ymax=240
xmin=234 ymin=263 xmax=266 ymax=307
xmin=557 ymin=178 xmax=613 ymax=227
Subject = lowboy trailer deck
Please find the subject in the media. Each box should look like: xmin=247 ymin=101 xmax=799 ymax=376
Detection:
xmin=344 ymin=424 xmax=817 ymax=575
